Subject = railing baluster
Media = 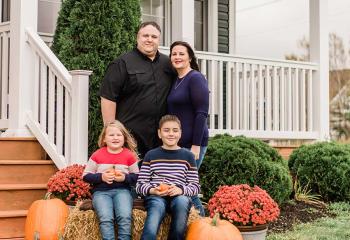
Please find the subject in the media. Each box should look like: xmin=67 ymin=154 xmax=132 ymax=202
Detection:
xmin=39 ymin=59 xmax=47 ymax=132
xmin=33 ymin=53 xmax=40 ymax=121
xmin=287 ymin=67 xmax=292 ymax=131
xmin=250 ymin=64 xmax=256 ymax=130
xmin=258 ymin=64 xmax=264 ymax=130
xmin=226 ymin=62 xmax=232 ymax=130
xmin=234 ymin=62 xmax=240 ymax=129
xmin=48 ymin=70 xmax=55 ymax=143
xmin=273 ymin=66 xmax=279 ymax=131
xmin=280 ymin=67 xmax=285 ymax=131
xmin=266 ymin=65 xmax=271 ymax=131
xmin=307 ymin=69 xmax=313 ymax=131
xmin=56 ymin=81 xmax=64 ymax=154
xmin=218 ymin=61 xmax=224 ymax=129
xmin=300 ymin=69 xmax=306 ymax=131
xmin=209 ymin=60 xmax=215 ymax=129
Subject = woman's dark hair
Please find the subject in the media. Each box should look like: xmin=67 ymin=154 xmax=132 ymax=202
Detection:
xmin=170 ymin=41 xmax=199 ymax=71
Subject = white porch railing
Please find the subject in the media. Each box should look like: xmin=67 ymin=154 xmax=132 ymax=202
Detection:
xmin=24 ymin=28 xmax=91 ymax=169
xmin=160 ymin=47 xmax=319 ymax=140
xmin=0 ymin=21 xmax=10 ymax=128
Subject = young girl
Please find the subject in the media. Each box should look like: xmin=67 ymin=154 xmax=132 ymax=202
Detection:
xmin=136 ymin=115 xmax=200 ymax=240
xmin=83 ymin=121 xmax=139 ymax=240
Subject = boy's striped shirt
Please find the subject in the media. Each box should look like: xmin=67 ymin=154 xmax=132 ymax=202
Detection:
xmin=136 ymin=147 xmax=200 ymax=196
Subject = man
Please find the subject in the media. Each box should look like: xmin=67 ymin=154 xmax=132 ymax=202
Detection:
xmin=100 ymin=21 xmax=174 ymax=158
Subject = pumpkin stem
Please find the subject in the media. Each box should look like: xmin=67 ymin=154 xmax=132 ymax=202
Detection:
xmin=34 ymin=231 xmax=40 ymax=240
xmin=44 ymin=192 xmax=52 ymax=200
xmin=212 ymin=213 xmax=220 ymax=226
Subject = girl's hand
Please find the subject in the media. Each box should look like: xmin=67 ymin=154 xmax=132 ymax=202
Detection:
xmin=167 ymin=185 xmax=183 ymax=196
xmin=114 ymin=171 xmax=125 ymax=182
xmin=191 ymin=145 xmax=200 ymax=160
xmin=102 ymin=169 xmax=115 ymax=184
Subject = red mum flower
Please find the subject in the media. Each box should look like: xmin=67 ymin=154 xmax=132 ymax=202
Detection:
xmin=207 ymin=184 xmax=280 ymax=226
xmin=47 ymin=164 xmax=91 ymax=201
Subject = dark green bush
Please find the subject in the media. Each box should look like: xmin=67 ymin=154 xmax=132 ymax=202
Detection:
xmin=199 ymin=134 xmax=292 ymax=204
xmin=52 ymin=0 xmax=141 ymax=155
xmin=288 ymin=142 xmax=350 ymax=202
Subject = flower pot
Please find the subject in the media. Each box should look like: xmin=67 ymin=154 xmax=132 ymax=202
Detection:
xmin=236 ymin=224 xmax=268 ymax=240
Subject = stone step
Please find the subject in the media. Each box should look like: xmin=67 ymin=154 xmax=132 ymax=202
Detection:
xmin=0 ymin=210 xmax=27 ymax=239
xmin=0 ymin=137 xmax=47 ymax=160
xmin=0 ymin=184 xmax=47 ymax=211
xmin=0 ymin=160 xmax=57 ymax=184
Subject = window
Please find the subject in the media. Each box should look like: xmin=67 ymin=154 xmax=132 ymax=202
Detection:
xmin=1 ymin=0 xmax=10 ymax=22
xmin=141 ymin=0 xmax=171 ymax=46
xmin=194 ymin=0 xmax=207 ymax=51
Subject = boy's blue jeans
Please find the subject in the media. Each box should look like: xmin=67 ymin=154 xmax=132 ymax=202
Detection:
xmin=141 ymin=195 xmax=191 ymax=240
xmin=93 ymin=188 xmax=133 ymax=240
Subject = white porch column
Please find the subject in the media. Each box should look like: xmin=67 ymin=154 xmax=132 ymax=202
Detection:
xmin=5 ymin=0 xmax=38 ymax=136
xmin=309 ymin=0 xmax=329 ymax=140
xmin=171 ymin=0 xmax=194 ymax=47
xmin=69 ymin=70 xmax=92 ymax=165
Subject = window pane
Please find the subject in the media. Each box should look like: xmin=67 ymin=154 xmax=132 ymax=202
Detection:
xmin=195 ymin=0 xmax=204 ymax=50
xmin=195 ymin=23 xmax=203 ymax=50
xmin=152 ymin=0 xmax=164 ymax=17
xmin=141 ymin=0 xmax=151 ymax=15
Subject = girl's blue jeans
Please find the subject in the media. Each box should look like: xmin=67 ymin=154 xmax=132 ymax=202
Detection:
xmin=92 ymin=188 xmax=133 ymax=240
xmin=141 ymin=195 xmax=191 ymax=240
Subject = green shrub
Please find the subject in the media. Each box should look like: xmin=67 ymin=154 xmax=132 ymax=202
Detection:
xmin=199 ymin=134 xmax=292 ymax=204
xmin=288 ymin=142 xmax=350 ymax=202
xmin=52 ymin=0 xmax=141 ymax=155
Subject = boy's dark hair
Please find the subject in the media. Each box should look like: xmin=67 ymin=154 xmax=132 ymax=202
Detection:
xmin=159 ymin=115 xmax=181 ymax=129
xmin=138 ymin=21 xmax=161 ymax=33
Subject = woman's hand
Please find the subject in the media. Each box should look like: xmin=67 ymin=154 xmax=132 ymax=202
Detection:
xmin=191 ymin=145 xmax=200 ymax=160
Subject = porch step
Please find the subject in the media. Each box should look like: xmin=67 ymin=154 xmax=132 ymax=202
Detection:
xmin=0 ymin=210 xmax=27 ymax=239
xmin=0 ymin=160 xmax=57 ymax=184
xmin=0 ymin=137 xmax=47 ymax=160
xmin=0 ymin=184 xmax=47 ymax=211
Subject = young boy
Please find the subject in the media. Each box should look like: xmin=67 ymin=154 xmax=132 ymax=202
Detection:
xmin=136 ymin=115 xmax=200 ymax=240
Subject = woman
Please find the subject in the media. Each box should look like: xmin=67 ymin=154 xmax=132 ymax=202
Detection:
xmin=167 ymin=41 xmax=209 ymax=216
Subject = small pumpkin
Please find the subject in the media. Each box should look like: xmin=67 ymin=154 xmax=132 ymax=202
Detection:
xmin=158 ymin=183 xmax=170 ymax=192
xmin=186 ymin=213 xmax=243 ymax=240
xmin=25 ymin=194 xmax=69 ymax=240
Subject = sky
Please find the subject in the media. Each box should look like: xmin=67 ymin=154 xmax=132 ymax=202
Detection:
xmin=236 ymin=0 xmax=350 ymax=62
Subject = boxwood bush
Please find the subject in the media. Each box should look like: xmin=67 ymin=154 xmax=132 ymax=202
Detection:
xmin=199 ymin=134 xmax=292 ymax=204
xmin=288 ymin=142 xmax=350 ymax=202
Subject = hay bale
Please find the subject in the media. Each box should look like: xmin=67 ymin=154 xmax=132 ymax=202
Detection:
xmin=64 ymin=205 xmax=200 ymax=240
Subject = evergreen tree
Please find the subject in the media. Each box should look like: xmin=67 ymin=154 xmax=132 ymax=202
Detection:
xmin=52 ymin=0 xmax=141 ymax=154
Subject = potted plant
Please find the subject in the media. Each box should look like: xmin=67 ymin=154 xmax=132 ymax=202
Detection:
xmin=207 ymin=184 xmax=280 ymax=240
xmin=47 ymin=164 xmax=91 ymax=205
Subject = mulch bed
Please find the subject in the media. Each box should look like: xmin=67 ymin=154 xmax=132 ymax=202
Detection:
xmin=268 ymin=200 xmax=336 ymax=234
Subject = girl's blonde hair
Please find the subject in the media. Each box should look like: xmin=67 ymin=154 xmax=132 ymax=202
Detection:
xmin=98 ymin=120 xmax=138 ymax=156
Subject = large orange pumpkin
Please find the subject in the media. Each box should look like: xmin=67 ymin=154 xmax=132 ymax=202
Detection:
xmin=25 ymin=197 xmax=69 ymax=240
xmin=186 ymin=214 xmax=243 ymax=240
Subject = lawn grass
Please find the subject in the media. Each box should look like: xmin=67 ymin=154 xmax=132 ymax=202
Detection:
xmin=267 ymin=202 xmax=350 ymax=240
